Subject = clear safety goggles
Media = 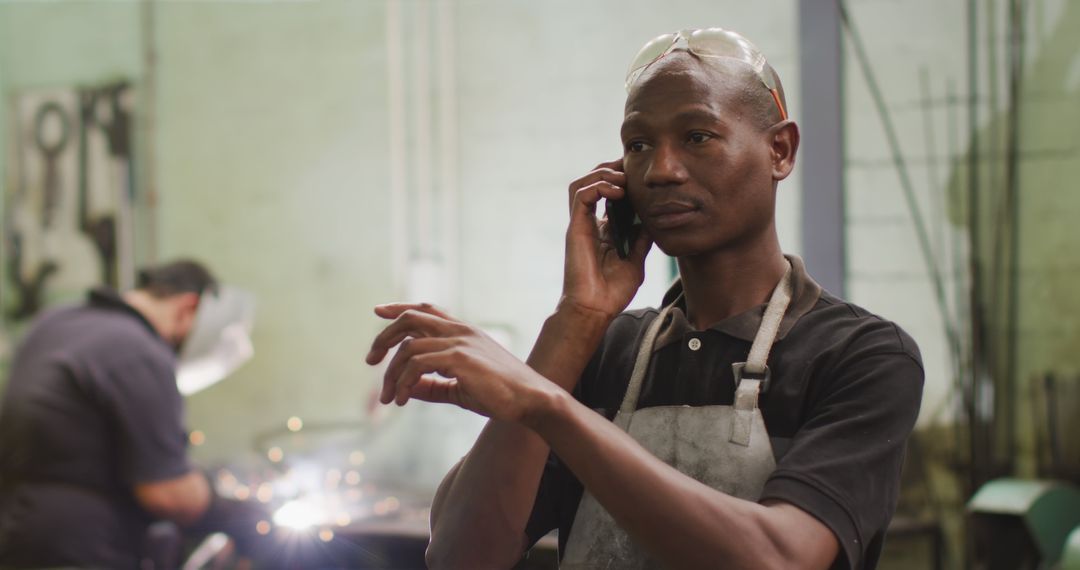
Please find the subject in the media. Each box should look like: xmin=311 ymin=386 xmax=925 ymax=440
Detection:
xmin=625 ymin=28 xmax=788 ymax=121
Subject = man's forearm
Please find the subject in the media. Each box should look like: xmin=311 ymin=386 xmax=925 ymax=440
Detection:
xmin=427 ymin=304 xmax=612 ymax=567
xmin=134 ymin=470 xmax=212 ymax=526
xmin=523 ymin=390 xmax=838 ymax=570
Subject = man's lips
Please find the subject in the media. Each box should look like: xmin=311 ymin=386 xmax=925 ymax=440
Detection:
xmin=645 ymin=201 xmax=700 ymax=229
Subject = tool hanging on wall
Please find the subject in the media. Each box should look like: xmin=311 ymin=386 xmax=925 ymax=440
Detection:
xmin=4 ymin=81 xmax=135 ymax=322
xmin=77 ymin=82 xmax=132 ymax=288
xmin=33 ymin=101 xmax=71 ymax=230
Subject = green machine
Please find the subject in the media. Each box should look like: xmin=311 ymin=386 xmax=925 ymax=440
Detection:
xmin=968 ymin=478 xmax=1080 ymax=569
xmin=1061 ymin=526 xmax=1080 ymax=570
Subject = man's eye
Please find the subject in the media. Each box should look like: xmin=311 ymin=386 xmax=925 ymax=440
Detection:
xmin=625 ymin=141 xmax=650 ymax=153
xmin=687 ymin=132 xmax=713 ymax=144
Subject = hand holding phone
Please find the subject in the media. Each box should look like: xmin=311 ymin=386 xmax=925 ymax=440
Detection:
xmin=563 ymin=159 xmax=650 ymax=319
xmin=605 ymin=195 xmax=641 ymax=260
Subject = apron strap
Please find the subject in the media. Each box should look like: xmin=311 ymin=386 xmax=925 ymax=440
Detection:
xmin=730 ymin=259 xmax=794 ymax=446
xmin=617 ymin=259 xmax=793 ymax=441
xmin=730 ymin=378 xmax=763 ymax=446
xmin=618 ymin=306 xmax=672 ymax=415
xmin=741 ymin=259 xmax=793 ymax=378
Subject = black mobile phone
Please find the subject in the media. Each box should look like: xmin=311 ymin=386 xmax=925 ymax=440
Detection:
xmin=605 ymin=197 xmax=640 ymax=260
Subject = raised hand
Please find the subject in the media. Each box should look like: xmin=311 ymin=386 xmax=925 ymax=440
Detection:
xmin=562 ymin=159 xmax=652 ymax=319
xmin=365 ymin=303 xmax=557 ymax=422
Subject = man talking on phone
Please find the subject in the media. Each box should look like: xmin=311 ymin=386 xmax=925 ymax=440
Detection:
xmin=367 ymin=28 xmax=923 ymax=570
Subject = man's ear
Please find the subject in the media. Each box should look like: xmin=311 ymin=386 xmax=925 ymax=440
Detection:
xmin=179 ymin=291 xmax=200 ymax=310
xmin=769 ymin=120 xmax=800 ymax=181
xmin=176 ymin=292 xmax=201 ymax=321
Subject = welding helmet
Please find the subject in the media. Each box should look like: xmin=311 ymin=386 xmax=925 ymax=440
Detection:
xmin=176 ymin=286 xmax=256 ymax=396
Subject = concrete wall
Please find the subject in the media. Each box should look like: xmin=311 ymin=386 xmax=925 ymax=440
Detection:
xmin=843 ymin=0 xmax=971 ymax=428
xmin=843 ymin=0 xmax=1080 ymax=444
xmin=151 ymin=0 xmax=401 ymax=466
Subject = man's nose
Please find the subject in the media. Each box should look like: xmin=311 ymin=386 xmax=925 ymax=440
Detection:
xmin=643 ymin=143 xmax=689 ymax=188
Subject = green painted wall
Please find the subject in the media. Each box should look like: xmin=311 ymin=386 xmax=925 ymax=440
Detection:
xmin=151 ymin=1 xmax=397 ymax=462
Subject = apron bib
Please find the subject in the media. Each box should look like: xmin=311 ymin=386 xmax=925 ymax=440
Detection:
xmin=560 ymin=261 xmax=793 ymax=569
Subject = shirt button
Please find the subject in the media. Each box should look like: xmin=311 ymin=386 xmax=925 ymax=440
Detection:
xmin=688 ymin=338 xmax=702 ymax=351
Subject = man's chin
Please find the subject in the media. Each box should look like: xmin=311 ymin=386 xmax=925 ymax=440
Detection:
xmin=653 ymin=233 xmax=746 ymax=259
xmin=651 ymin=236 xmax=705 ymax=259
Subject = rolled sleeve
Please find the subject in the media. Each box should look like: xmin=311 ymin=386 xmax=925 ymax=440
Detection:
xmin=760 ymin=346 xmax=924 ymax=570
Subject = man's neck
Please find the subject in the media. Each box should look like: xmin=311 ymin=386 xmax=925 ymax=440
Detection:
xmin=122 ymin=290 xmax=170 ymax=340
xmin=676 ymin=237 xmax=787 ymax=330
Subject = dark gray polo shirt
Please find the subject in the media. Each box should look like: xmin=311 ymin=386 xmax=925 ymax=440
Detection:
xmin=0 ymin=288 xmax=191 ymax=569
xmin=525 ymin=256 xmax=924 ymax=570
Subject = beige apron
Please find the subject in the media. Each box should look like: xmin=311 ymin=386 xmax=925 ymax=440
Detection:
xmin=560 ymin=261 xmax=793 ymax=569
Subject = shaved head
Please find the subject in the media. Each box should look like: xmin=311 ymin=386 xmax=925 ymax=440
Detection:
xmin=627 ymin=51 xmax=787 ymax=131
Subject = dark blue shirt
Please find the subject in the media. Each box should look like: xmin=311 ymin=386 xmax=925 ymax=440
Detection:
xmin=0 ymin=289 xmax=191 ymax=569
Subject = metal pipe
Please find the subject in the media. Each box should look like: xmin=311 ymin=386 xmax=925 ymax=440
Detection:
xmin=966 ymin=0 xmax=987 ymax=492
xmin=1002 ymin=0 xmax=1026 ymax=470
xmin=138 ymin=0 xmax=159 ymax=265
xmin=386 ymin=0 xmax=409 ymax=297
xmin=436 ymin=0 xmax=461 ymax=311
xmin=799 ymin=0 xmax=846 ymax=297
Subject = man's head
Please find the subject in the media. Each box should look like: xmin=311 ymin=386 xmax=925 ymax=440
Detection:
xmin=124 ymin=259 xmax=217 ymax=350
xmin=619 ymin=28 xmax=799 ymax=258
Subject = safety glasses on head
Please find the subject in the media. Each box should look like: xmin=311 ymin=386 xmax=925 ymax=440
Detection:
xmin=625 ymin=28 xmax=788 ymax=121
